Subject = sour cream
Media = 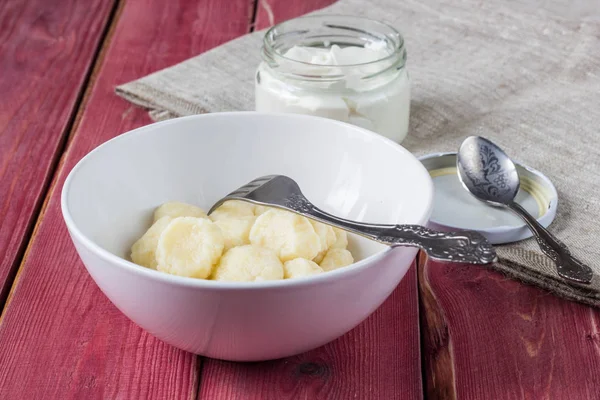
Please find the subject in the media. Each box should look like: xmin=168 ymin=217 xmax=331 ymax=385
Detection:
xmin=255 ymin=43 xmax=410 ymax=143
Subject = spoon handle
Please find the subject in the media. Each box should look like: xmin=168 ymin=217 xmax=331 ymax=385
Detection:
xmin=508 ymin=202 xmax=593 ymax=284
xmin=308 ymin=207 xmax=497 ymax=265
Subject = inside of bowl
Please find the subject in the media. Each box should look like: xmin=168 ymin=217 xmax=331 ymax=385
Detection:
xmin=64 ymin=113 xmax=432 ymax=263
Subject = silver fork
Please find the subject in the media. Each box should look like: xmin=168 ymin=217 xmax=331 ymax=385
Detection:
xmin=209 ymin=175 xmax=497 ymax=264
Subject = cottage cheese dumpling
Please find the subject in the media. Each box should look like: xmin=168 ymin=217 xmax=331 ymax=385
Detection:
xmin=331 ymin=227 xmax=349 ymax=249
xmin=153 ymin=201 xmax=208 ymax=222
xmin=284 ymin=258 xmax=324 ymax=279
xmin=254 ymin=205 xmax=271 ymax=216
xmin=156 ymin=217 xmax=224 ymax=279
xmin=214 ymin=216 xmax=256 ymax=250
xmin=249 ymin=209 xmax=321 ymax=262
xmin=212 ymin=245 xmax=284 ymax=282
xmin=210 ymin=200 xmax=255 ymax=221
xmin=130 ymin=216 xmax=172 ymax=269
xmin=320 ymin=248 xmax=354 ymax=272
xmin=132 ymin=200 xmax=357 ymax=281
xmin=310 ymin=220 xmax=336 ymax=263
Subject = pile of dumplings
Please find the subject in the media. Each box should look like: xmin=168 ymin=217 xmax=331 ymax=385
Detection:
xmin=130 ymin=201 xmax=355 ymax=282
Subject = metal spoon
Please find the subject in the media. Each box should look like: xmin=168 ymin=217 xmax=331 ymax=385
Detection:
xmin=457 ymin=135 xmax=593 ymax=284
xmin=209 ymin=175 xmax=497 ymax=265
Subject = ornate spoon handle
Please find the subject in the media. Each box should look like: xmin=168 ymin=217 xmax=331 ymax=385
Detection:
xmin=508 ymin=202 xmax=593 ymax=284
xmin=307 ymin=207 xmax=497 ymax=265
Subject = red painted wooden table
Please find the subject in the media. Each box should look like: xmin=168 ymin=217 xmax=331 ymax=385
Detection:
xmin=1 ymin=1 xmax=599 ymax=398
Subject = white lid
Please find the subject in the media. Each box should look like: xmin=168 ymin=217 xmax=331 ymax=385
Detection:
xmin=419 ymin=152 xmax=558 ymax=245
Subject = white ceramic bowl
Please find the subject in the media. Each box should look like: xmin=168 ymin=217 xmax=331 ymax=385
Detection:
xmin=61 ymin=112 xmax=433 ymax=361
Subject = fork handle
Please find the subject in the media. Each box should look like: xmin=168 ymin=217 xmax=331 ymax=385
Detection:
xmin=309 ymin=207 xmax=497 ymax=265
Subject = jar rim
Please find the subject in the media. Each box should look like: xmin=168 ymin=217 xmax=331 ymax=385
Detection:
xmin=262 ymin=14 xmax=406 ymax=72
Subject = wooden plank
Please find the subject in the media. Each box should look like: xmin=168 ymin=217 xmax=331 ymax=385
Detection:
xmin=199 ymin=263 xmax=422 ymax=400
xmin=419 ymin=256 xmax=600 ymax=399
xmin=0 ymin=0 xmax=116 ymax=306
xmin=0 ymin=0 xmax=255 ymax=398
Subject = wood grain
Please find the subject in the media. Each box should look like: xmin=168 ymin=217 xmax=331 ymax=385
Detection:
xmin=0 ymin=0 xmax=254 ymax=398
xmin=419 ymin=255 xmax=600 ymax=400
xmin=199 ymin=263 xmax=422 ymax=400
xmin=0 ymin=0 xmax=116 ymax=307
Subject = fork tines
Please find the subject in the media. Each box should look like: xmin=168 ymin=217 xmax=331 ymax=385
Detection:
xmin=227 ymin=175 xmax=278 ymax=198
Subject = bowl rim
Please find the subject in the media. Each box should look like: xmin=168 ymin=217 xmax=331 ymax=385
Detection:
xmin=61 ymin=111 xmax=434 ymax=290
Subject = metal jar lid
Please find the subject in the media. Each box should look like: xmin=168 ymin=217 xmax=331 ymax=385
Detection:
xmin=419 ymin=152 xmax=558 ymax=245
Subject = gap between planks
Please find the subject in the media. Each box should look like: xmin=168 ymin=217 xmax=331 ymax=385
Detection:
xmin=417 ymin=252 xmax=457 ymax=400
xmin=249 ymin=0 xmax=260 ymax=32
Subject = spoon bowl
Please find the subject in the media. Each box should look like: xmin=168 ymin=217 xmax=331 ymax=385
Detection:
xmin=457 ymin=137 xmax=520 ymax=207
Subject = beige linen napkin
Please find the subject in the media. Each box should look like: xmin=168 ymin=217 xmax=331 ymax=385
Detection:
xmin=116 ymin=0 xmax=600 ymax=306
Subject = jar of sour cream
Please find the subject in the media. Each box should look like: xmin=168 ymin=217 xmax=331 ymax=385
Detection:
xmin=255 ymin=15 xmax=410 ymax=143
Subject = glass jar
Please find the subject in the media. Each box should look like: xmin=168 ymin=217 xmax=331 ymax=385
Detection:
xmin=255 ymin=15 xmax=410 ymax=143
